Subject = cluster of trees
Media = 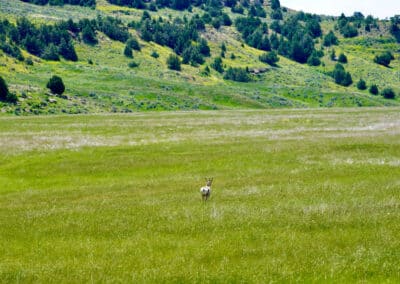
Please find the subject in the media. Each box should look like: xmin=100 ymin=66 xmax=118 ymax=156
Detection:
xmin=332 ymin=63 xmax=352 ymax=87
xmin=336 ymin=13 xmax=379 ymax=38
xmin=135 ymin=13 xmax=211 ymax=65
xmin=0 ymin=15 xmax=134 ymax=62
xmin=0 ymin=18 xmax=77 ymax=61
xmin=356 ymin=79 xmax=397 ymax=99
xmin=390 ymin=16 xmax=400 ymax=42
xmin=235 ymin=17 xmax=270 ymax=51
xmin=223 ymin=67 xmax=251 ymax=82
xmin=20 ymin=0 xmax=95 ymax=7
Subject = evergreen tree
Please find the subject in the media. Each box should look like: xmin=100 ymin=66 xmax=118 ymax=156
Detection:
xmin=42 ymin=43 xmax=60 ymax=61
xmin=124 ymin=45 xmax=133 ymax=58
xmin=357 ymin=79 xmax=367 ymax=90
xmin=323 ymin=31 xmax=339 ymax=46
xmin=381 ymin=88 xmax=396 ymax=99
xmin=338 ymin=53 xmax=348 ymax=63
xmin=271 ymin=0 xmax=280 ymax=10
xmin=46 ymin=75 xmax=65 ymax=95
xmin=59 ymin=38 xmax=78 ymax=61
xmin=211 ymin=57 xmax=224 ymax=73
xmin=166 ymin=54 xmax=181 ymax=71
xmin=259 ymin=51 xmax=279 ymax=66
xmin=374 ymin=51 xmax=394 ymax=67
xmin=0 ymin=76 xmax=9 ymax=102
xmin=369 ymin=84 xmax=379 ymax=95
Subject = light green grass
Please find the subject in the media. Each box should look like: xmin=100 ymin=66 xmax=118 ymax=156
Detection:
xmin=1 ymin=108 xmax=400 ymax=282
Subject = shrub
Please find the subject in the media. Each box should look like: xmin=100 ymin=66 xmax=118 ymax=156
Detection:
xmin=223 ymin=67 xmax=251 ymax=82
xmin=323 ymin=31 xmax=339 ymax=46
xmin=127 ymin=37 xmax=141 ymax=51
xmin=374 ymin=51 xmax=394 ymax=67
xmin=333 ymin=63 xmax=352 ymax=86
xmin=166 ymin=54 xmax=181 ymax=71
xmin=259 ymin=51 xmax=279 ymax=66
xmin=124 ymin=45 xmax=133 ymax=58
xmin=381 ymin=88 xmax=396 ymax=99
xmin=0 ymin=76 xmax=9 ymax=102
xmin=128 ymin=61 xmax=139 ymax=68
xmin=357 ymin=79 xmax=367 ymax=90
xmin=211 ymin=57 xmax=224 ymax=73
xmin=369 ymin=84 xmax=379 ymax=95
xmin=338 ymin=53 xmax=348 ymax=63
xmin=46 ymin=75 xmax=65 ymax=95
xmin=151 ymin=51 xmax=159 ymax=58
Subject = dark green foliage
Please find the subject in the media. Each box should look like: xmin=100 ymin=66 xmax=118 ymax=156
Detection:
xmin=97 ymin=16 xmax=129 ymax=42
xmin=0 ymin=76 xmax=9 ymax=102
xmin=271 ymin=0 xmax=280 ymax=10
xmin=259 ymin=51 xmax=279 ymax=66
xmin=323 ymin=31 xmax=339 ymax=46
xmin=337 ymin=14 xmax=358 ymax=38
xmin=369 ymin=84 xmax=379 ymax=95
xmin=290 ymin=31 xmax=314 ymax=63
xmin=230 ymin=53 xmax=236 ymax=60
xmin=307 ymin=52 xmax=321 ymax=66
xmin=223 ymin=67 xmax=251 ymax=82
xmin=127 ymin=37 xmax=141 ymax=51
xmin=271 ymin=9 xmax=283 ymax=20
xmin=81 ymin=22 xmax=98 ymax=45
xmin=231 ymin=5 xmax=244 ymax=14
xmin=107 ymin=0 xmax=145 ymax=9
xmin=25 ymin=57 xmax=34 ymax=65
xmin=124 ymin=45 xmax=133 ymax=58
xmin=381 ymin=88 xmax=396 ymax=99
xmin=138 ymin=15 xmax=202 ymax=57
xmin=374 ymin=51 xmax=394 ymax=67
xmin=338 ymin=53 xmax=347 ymax=64
xmin=270 ymin=33 xmax=279 ymax=50
xmin=20 ymin=0 xmax=95 ymax=7
xmin=0 ymin=41 xmax=24 ymax=61
xmin=59 ymin=38 xmax=78 ymax=61
xmin=166 ymin=54 xmax=181 ymax=71
xmin=46 ymin=75 xmax=65 ymax=95
xmin=357 ymin=79 xmax=367 ymax=90
xmin=151 ymin=51 xmax=159 ymax=58
xmin=198 ymin=38 xmax=210 ymax=56
xmin=211 ymin=57 xmax=224 ymax=73
xmin=128 ymin=61 xmax=140 ymax=68
xmin=330 ymin=49 xmax=336 ymax=61
xmin=333 ymin=63 xmax=352 ymax=87
xmin=306 ymin=18 xmax=322 ymax=38
xmin=390 ymin=16 xmax=400 ymax=42
xmin=42 ymin=44 xmax=60 ymax=61
xmin=270 ymin=20 xmax=281 ymax=33
xmin=182 ymin=45 xmax=204 ymax=66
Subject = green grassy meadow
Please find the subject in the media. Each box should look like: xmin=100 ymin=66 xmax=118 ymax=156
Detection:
xmin=1 ymin=108 xmax=400 ymax=282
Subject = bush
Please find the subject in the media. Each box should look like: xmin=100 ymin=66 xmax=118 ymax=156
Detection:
xmin=46 ymin=75 xmax=65 ymax=95
xmin=223 ymin=67 xmax=251 ymax=82
xmin=259 ymin=51 xmax=279 ymax=66
xmin=323 ymin=31 xmax=339 ymax=46
xmin=127 ymin=37 xmax=141 ymax=51
xmin=333 ymin=63 xmax=352 ymax=86
xmin=211 ymin=57 xmax=224 ymax=73
xmin=151 ymin=51 xmax=159 ymax=58
xmin=128 ymin=61 xmax=139 ymax=68
xmin=124 ymin=45 xmax=133 ymax=58
xmin=0 ymin=76 xmax=9 ymax=102
xmin=357 ymin=79 xmax=367 ymax=90
xmin=381 ymin=88 xmax=396 ymax=99
xmin=166 ymin=54 xmax=181 ymax=71
xmin=338 ymin=53 xmax=348 ymax=63
xmin=374 ymin=51 xmax=394 ymax=67
xmin=369 ymin=84 xmax=379 ymax=95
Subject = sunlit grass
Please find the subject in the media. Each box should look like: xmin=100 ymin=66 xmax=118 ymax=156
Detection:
xmin=0 ymin=108 xmax=400 ymax=282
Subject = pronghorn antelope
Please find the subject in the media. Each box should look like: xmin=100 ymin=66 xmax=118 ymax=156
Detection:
xmin=200 ymin=178 xmax=213 ymax=201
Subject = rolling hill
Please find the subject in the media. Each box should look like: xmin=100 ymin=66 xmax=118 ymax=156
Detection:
xmin=0 ymin=0 xmax=399 ymax=114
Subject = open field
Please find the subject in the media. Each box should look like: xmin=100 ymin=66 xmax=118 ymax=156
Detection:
xmin=0 ymin=108 xmax=399 ymax=282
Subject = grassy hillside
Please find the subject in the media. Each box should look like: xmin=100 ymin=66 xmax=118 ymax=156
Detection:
xmin=1 ymin=108 xmax=400 ymax=282
xmin=0 ymin=0 xmax=399 ymax=114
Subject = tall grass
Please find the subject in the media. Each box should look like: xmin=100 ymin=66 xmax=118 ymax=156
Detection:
xmin=1 ymin=108 xmax=399 ymax=282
